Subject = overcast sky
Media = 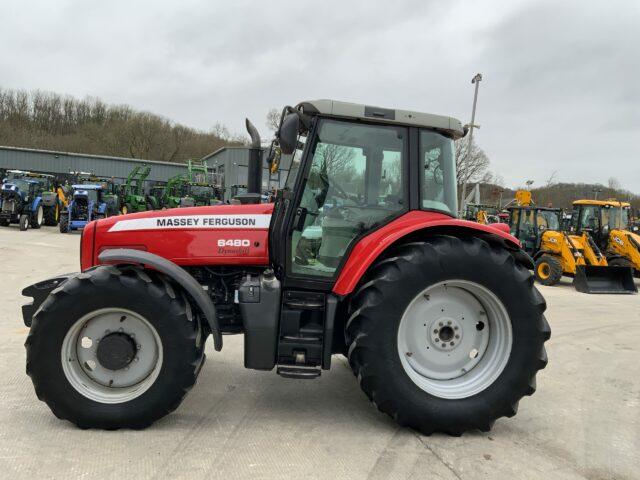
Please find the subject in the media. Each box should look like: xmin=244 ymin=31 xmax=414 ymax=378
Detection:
xmin=2 ymin=0 xmax=638 ymax=191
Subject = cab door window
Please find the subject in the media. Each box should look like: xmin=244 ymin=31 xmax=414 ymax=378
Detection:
xmin=579 ymin=206 xmax=600 ymax=231
xmin=290 ymin=119 xmax=406 ymax=278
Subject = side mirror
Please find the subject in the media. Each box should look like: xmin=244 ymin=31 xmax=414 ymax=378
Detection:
xmin=278 ymin=113 xmax=300 ymax=155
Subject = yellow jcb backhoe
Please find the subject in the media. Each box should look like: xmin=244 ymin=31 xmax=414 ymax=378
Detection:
xmin=570 ymin=199 xmax=640 ymax=275
xmin=508 ymin=205 xmax=636 ymax=294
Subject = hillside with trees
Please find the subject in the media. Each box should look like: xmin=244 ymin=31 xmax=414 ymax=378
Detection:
xmin=0 ymin=88 xmax=244 ymax=162
xmin=474 ymin=179 xmax=640 ymax=212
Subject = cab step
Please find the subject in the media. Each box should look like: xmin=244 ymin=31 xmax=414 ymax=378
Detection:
xmin=276 ymin=366 xmax=321 ymax=379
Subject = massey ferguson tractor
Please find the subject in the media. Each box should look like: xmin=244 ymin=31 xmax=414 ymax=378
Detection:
xmin=21 ymin=100 xmax=550 ymax=435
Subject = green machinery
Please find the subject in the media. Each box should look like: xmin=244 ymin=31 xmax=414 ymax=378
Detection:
xmin=120 ymin=165 xmax=151 ymax=214
xmin=156 ymin=160 xmax=222 ymax=209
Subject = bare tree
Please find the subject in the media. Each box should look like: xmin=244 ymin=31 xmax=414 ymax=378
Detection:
xmin=608 ymin=177 xmax=621 ymax=190
xmin=455 ymin=137 xmax=490 ymax=188
xmin=266 ymin=108 xmax=280 ymax=131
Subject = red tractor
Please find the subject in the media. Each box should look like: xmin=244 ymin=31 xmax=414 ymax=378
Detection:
xmin=22 ymin=100 xmax=549 ymax=435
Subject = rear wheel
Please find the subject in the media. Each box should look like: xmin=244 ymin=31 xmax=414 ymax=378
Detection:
xmin=25 ymin=266 xmax=204 ymax=429
xmin=346 ymin=236 xmax=549 ymax=435
xmin=30 ymin=205 xmax=44 ymax=229
xmin=44 ymin=203 xmax=59 ymax=226
xmin=59 ymin=214 xmax=69 ymax=233
xmin=19 ymin=214 xmax=30 ymax=231
xmin=534 ymin=254 xmax=563 ymax=286
xmin=607 ymin=257 xmax=634 ymax=269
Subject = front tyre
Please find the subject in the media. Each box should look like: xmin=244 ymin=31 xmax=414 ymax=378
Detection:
xmin=534 ymin=254 xmax=563 ymax=286
xmin=19 ymin=214 xmax=30 ymax=231
xmin=346 ymin=236 xmax=550 ymax=435
xmin=25 ymin=266 xmax=204 ymax=429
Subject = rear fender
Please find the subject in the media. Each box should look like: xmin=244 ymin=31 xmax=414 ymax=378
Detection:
xmin=333 ymin=211 xmax=528 ymax=296
xmin=98 ymin=249 xmax=222 ymax=351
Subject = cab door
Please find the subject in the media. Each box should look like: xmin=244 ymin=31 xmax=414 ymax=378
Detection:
xmin=281 ymin=118 xmax=409 ymax=290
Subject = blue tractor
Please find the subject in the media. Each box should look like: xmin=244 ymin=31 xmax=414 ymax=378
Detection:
xmin=59 ymin=184 xmax=108 ymax=233
xmin=0 ymin=175 xmax=54 ymax=231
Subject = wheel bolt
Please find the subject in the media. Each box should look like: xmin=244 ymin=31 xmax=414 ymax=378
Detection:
xmin=433 ymin=329 xmax=439 ymax=334
xmin=447 ymin=321 xmax=452 ymax=325
xmin=450 ymin=342 xmax=455 ymax=346
xmin=118 ymin=328 xmax=124 ymax=333
xmin=455 ymin=334 xmax=460 ymax=339
xmin=136 ymin=344 xmax=141 ymax=350
xmin=439 ymin=322 xmax=443 ymax=327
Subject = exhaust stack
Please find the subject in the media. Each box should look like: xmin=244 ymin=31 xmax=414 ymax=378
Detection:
xmin=245 ymin=119 xmax=262 ymax=197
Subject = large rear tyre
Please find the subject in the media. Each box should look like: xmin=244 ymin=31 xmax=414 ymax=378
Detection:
xmin=25 ymin=266 xmax=204 ymax=429
xmin=30 ymin=205 xmax=44 ymax=229
xmin=43 ymin=203 xmax=59 ymax=226
xmin=534 ymin=254 xmax=563 ymax=286
xmin=58 ymin=214 xmax=69 ymax=233
xmin=346 ymin=236 xmax=549 ymax=435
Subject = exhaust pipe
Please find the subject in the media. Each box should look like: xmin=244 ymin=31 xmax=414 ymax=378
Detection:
xmin=245 ymin=119 xmax=262 ymax=197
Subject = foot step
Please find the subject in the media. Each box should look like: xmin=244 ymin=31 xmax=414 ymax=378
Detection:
xmin=277 ymin=366 xmax=321 ymax=379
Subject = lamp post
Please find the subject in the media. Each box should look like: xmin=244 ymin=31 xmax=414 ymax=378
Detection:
xmin=593 ymin=187 xmax=602 ymax=200
xmin=460 ymin=73 xmax=483 ymax=215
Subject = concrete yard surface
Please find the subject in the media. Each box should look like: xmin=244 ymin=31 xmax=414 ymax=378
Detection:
xmin=0 ymin=226 xmax=638 ymax=479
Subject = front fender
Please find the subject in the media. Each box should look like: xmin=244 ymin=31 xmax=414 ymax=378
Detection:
xmin=22 ymin=274 xmax=77 ymax=327
xmin=98 ymin=249 xmax=222 ymax=351
xmin=31 ymin=197 xmax=42 ymax=212
xmin=333 ymin=210 xmax=525 ymax=296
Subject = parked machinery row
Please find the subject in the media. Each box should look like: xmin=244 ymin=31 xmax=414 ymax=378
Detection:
xmin=0 ymin=161 xmax=225 ymax=232
xmin=506 ymin=191 xmax=638 ymax=293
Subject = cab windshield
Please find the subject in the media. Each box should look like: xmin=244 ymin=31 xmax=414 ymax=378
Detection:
xmin=602 ymin=206 xmax=629 ymax=229
xmin=537 ymin=210 xmax=560 ymax=231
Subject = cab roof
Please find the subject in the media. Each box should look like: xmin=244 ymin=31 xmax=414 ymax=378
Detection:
xmin=296 ymin=99 xmax=466 ymax=139
xmin=72 ymin=184 xmax=102 ymax=190
xmin=573 ymin=199 xmax=630 ymax=208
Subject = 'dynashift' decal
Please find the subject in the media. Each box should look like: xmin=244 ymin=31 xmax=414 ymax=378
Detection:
xmin=108 ymin=214 xmax=271 ymax=232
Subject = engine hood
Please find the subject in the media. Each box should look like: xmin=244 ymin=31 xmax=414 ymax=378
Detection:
xmin=87 ymin=203 xmax=275 ymax=269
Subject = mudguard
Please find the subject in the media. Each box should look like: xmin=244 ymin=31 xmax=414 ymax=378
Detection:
xmin=333 ymin=210 xmax=526 ymax=296
xmin=22 ymin=274 xmax=76 ymax=327
xmin=31 ymin=197 xmax=42 ymax=213
xmin=98 ymin=248 xmax=222 ymax=351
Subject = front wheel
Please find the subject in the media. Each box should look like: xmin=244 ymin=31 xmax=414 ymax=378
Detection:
xmin=25 ymin=266 xmax=204 ymax=429
xmin=346 ymin=236 xmax=549 ymax=435
xmin=534 ymin=254 xmax=563 ymax=286
xmin=19 ymin=214 xmax=30 ymax=231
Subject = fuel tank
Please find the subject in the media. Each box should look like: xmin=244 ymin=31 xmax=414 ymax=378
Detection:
xmin=84 ymin=203 xmax=274 ymax=270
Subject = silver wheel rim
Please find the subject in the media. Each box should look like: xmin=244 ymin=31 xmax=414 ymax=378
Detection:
xmin=397 ymin=280 xmax=512 ymax=399
xmin=61 ymin=308 xmax=163 ymax=404
xmin=37 ymin=206 xmax=43 ymax=225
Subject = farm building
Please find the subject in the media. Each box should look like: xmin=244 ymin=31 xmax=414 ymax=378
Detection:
xmin=0 ymin=145 xmax=188 ymax=184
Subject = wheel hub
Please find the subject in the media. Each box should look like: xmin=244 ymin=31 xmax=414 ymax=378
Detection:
xmin=429 ymin=317 xmax=462 ymax=351
xmin=96 ymin=332 xmax=137 ymax=371
xmin=61 ymin=308 xmax=162 ymax=404
xmin=397 ymin=281 xmax=513 ymax=399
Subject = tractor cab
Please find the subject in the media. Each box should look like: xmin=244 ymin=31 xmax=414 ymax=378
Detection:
xmin=268 ymin=100 xmax=460 ymax=286
xmin=508 ymin=206 xmax=562 ymax=256
xmin=571 ymin=200 xmax=630 ymax=248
